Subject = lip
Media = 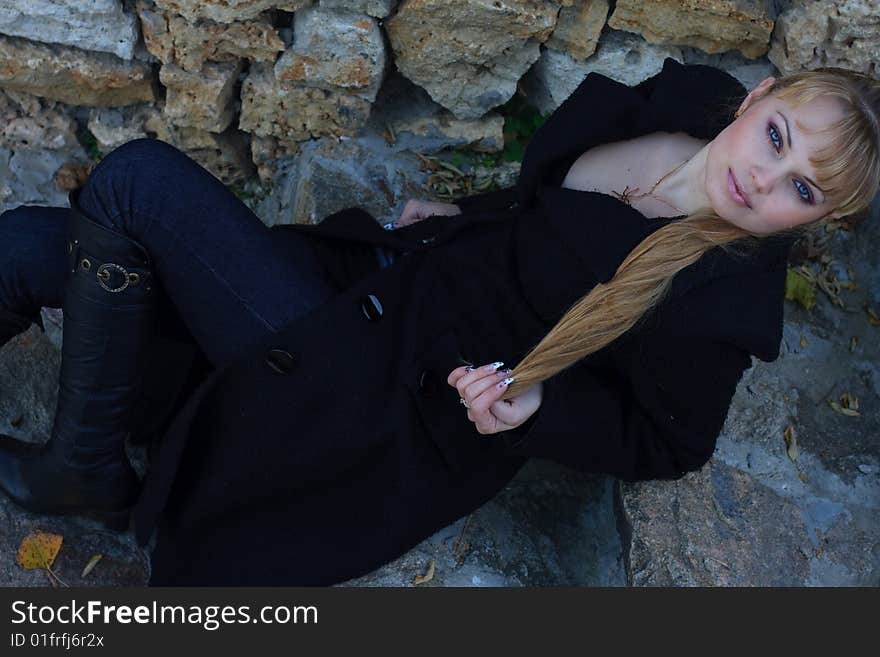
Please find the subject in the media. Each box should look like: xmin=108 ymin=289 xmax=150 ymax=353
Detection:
xmin=728 ymin=169 xmax=751 ymax=209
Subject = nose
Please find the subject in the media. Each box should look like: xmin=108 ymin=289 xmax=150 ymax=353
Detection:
xmin=748 ymin=164 xmax=776 ymax=194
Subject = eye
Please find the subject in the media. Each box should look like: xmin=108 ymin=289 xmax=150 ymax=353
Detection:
xmin=794 ymin=179 xmax=814 ymax=204
xmin=767 ymin=122 xmax=815 ymax=205
xmin=767 ymin=122 xmax=782 ymax=153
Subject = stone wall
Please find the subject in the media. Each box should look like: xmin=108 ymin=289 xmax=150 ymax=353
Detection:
xmin=0 ymin=0 xmax=876 ymax=204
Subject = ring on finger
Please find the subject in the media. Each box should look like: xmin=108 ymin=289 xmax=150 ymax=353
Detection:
xmin=459 ymin=397 xmax=470 ymax=409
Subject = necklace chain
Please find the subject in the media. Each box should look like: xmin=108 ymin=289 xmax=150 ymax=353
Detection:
xmin=610 ymin=158 xmax=690 ymax=216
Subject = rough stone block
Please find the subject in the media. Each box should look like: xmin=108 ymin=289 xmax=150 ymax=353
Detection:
xmin=153 ymin=0 xmax=311 ymax=24
xmin=318 ymin=0 xmax=397 ymax=18
xmin=137 ymin=0 xmax=285 ymax=73
xmin=546 ymin=0 xmax=609 ymax=61
xmin=0 ymin=0 xmax=139 ymax=61
xmin=385 ymin=0 xmax=557 ymax=120
xmin=160 ymin=60 xmax=244 ymax=132
xmin=0 ymin=34 xmax=156 ymax=107
xmin=239 ymin=63 xmax=372 ymax=141
xmin=608 ymin=0 xmax=774 ymax=60
xmin=521 ymin=30 xmax=682 ymax=115
xmin=768 ymin=0 xmax=880 ymax=76
xmin=87 ymin=105 xmax=159 ymax=153
xmin=274 ymin=6 xmax=385 ymax=102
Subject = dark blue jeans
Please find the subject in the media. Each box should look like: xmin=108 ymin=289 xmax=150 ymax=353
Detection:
xmin=0 ymin=138 xmax=384 ymax=368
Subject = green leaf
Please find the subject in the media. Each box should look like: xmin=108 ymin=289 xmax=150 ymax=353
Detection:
xmin=785 ymin=268 xmax=816 ymax=310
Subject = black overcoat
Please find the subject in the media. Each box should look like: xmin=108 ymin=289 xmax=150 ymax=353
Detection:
xmin=131 ymin=58 xmax=796 ymax=585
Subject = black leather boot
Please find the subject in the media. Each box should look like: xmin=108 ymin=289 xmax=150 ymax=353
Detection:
xmin=0 ymin=192 xmax=157 ymax=530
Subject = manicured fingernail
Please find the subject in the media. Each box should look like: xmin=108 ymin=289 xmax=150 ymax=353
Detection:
xmin=383 ymin=222 xmax=394 ymax=230
xmin=497 ymin=368 xmax=512 ymax=376
xmin=498 ymin=376 xmax=515 ymax=388
xmin=488 ymin=361 xmax=504 ymax=370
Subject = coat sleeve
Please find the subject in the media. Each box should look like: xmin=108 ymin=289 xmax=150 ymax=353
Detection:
xmin=453 ymin=186 xmax=518 ymax=214
xmin=501 ymin=321 xmax=754 ymax=482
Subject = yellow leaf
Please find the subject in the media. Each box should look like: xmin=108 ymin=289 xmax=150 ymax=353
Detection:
xmin=16 ymin=531 xmax=63 ymax=570
xmin=783 ymin=424 xmax=798 ymax=462
xmin=800 ymin=335 xmax=810 ymax=348
xmin=829 ymin=400 xmax=861 ymax=417
xmin=413 ymin=560 xmax=435 ymax=586
xmin=785 ymin=269 xmax=816 ymax=311
xmin=81 ymin=554 xmax=103 ymax=579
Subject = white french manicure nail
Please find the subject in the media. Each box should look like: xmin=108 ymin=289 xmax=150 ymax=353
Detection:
xmin=488 ymin=361 xmax=504 ymax=370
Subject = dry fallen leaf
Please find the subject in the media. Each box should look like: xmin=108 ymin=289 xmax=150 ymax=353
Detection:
xmin=850 ymin=336 xmax=858 ymax=353
xmin=413 ymin=560 xmax=435 ymax=586
xmin=783 ymin=424 xmax=798 ymax=462
xmin=17 ymin=531 xmax=63 ymax=570
xmin=81 ymin=554 xmax=103 ymax=579
xmin=800 ymin=335 xmax=810 ymax=348
xmin=830 ymin=392 xmax=861 ymax=417
xmin=17 ymin=531 xmax=68 ymax=587
xmin=866 ymin=304 xmax=880 ymax=327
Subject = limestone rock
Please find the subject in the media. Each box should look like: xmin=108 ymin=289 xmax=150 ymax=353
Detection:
xmin=153 ymin=0 xmax=311 ymax=24
xmin=608 ymin=0 xmax=774 ymax=60
xmin=768 ymin=0 xmax=880 ymax=76
xmin=87 ymin=105 xmax=160 ymax=153
xmin=0 ymin=90 xmax=81 ymax=152
xmin=274 ymin=7 xmax=385 ymax=102
xmin=0 ymin=34 xmax=157 ymax=107
xmin=546 ymin=0 xmax=610 ymax=61
xmin=366 ymin=72 xmax=504 ymax=154
xmin=0 ymin=0 xmax=140 ymax=61
xmin=137 ymin=0 xmax=285 ymax=73
xmin=318 ymin=0 xmax=397 ymax=18
xmin=385 ymin=0 xmax=558 ymax=119
xmin=521 ymin=30 xmax=682 ymax=115
xmin=680 ymin=47 xmax=776 ymax=96
xmin=239 ymin=62 xmax=372 ymax=141
xmin=160 ymin=60 xmax=244 ymax=132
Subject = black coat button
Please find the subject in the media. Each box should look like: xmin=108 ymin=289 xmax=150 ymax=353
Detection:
xmin=360 ymin=294 xmax=383 ymax=321
xmin=418 ymin=368 xmax=438 ymax=395
xmin=266 ymin=349 xmax=295 ymax=374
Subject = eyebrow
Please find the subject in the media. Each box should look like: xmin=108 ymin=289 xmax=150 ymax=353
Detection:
xmin=777 ymin=110 xmax=826 ymax=203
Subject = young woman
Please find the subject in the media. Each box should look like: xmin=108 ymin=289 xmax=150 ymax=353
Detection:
xmin=0 ymin=58 xmax=877 ymax=585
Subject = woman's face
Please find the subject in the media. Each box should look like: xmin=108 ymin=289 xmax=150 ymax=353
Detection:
xmin=705 ymin=77 xmax=846 ymax=234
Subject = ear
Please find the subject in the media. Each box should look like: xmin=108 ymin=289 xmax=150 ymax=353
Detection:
xmin=736 ymin=76 xmax=777 ymax=117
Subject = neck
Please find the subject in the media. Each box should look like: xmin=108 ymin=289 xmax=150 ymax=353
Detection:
xmin=653 ymin=141 xmax=713 ymax=215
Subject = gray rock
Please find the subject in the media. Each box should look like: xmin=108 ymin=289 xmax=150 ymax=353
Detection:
xmin=385 ymin=0 xmax=556 ymax=120
xmin=521 ymin=30 xmax=682 ymax=116
xmin=273 ymin=7 xmax=386 ymax=102
xmin=319 ymin=0 xmax=397 ymax=19
xmin=153 ymin=0 xmax=311 ymax=24
xmin=0 ymin=34 xmax=157 ymax=107
xmin=769 ymin=0 xmax=880 ymax=76
xmin=0 ymin=0 xmax=140 ymax=61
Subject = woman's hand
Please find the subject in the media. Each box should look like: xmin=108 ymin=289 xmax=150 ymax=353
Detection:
xmin=393 ymin=199 xmax=462 ymax=228
xmin=447 ymin=363 xmax=543 ymax=435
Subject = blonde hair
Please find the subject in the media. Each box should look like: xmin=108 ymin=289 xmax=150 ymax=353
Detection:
xmin=501 ymin=67 xmax=880 ymax=401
